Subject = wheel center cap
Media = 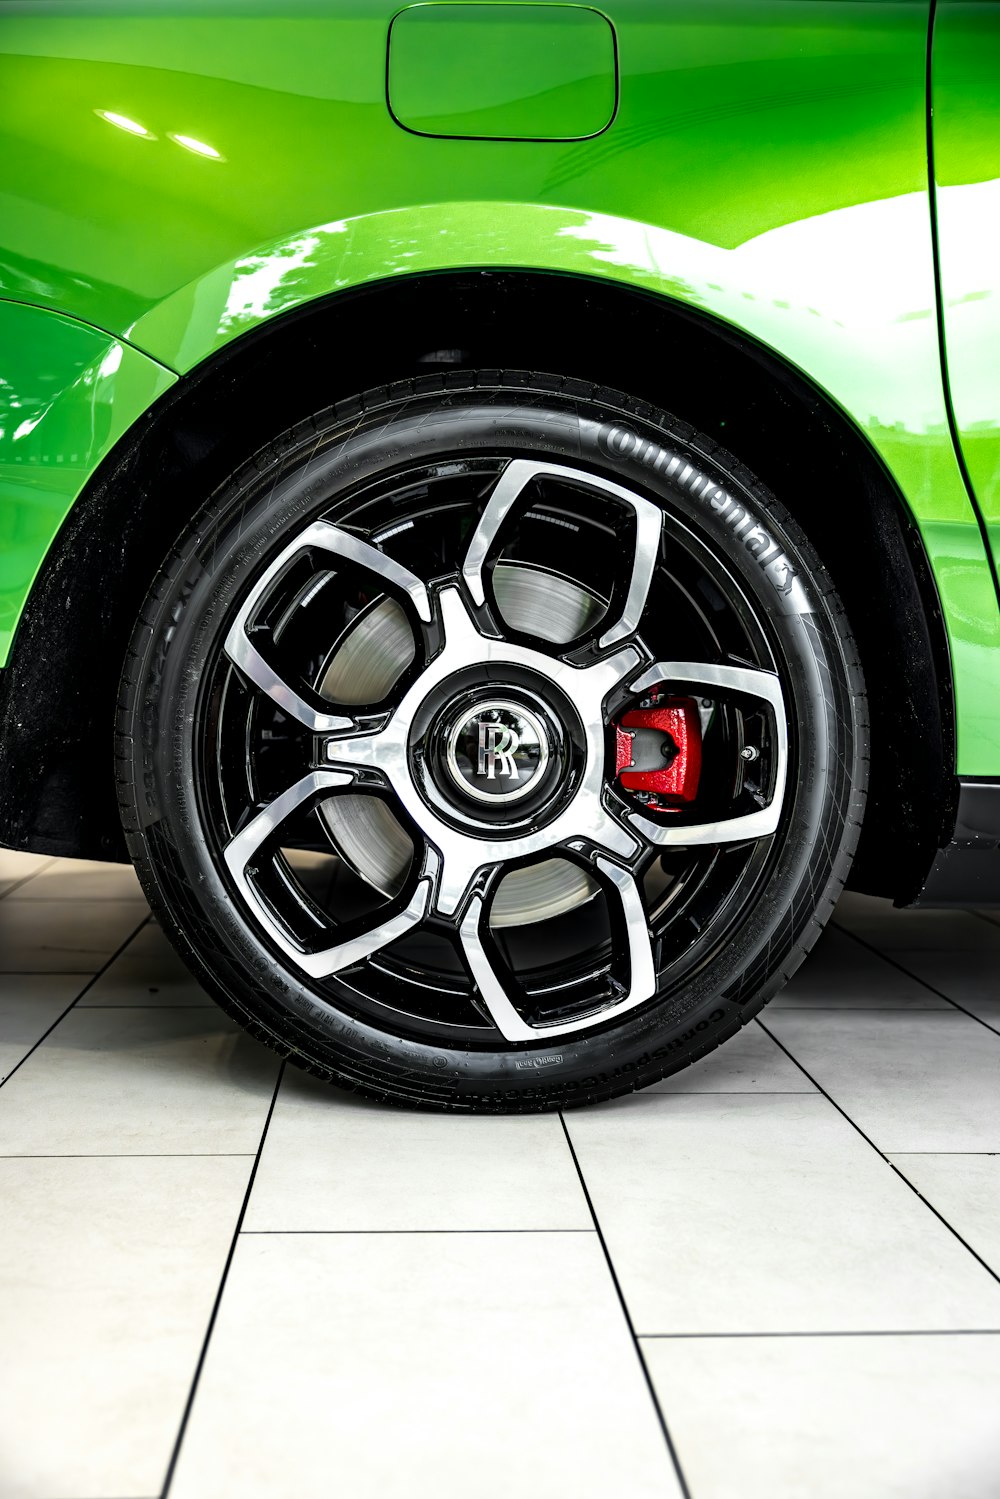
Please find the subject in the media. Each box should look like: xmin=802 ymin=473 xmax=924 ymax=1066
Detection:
xmin=445 ymin=699 xmax=549 ymax=805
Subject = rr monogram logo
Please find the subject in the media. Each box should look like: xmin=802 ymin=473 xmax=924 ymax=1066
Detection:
xmin=477 ymin=721 xmax=521 ymax=781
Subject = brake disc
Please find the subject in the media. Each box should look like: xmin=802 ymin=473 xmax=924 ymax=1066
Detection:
xmin=316 ymin=561 xmax=604 ymax=926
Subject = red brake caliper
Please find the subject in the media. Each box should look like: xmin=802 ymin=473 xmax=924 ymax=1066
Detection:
xmin=614 ymin=693 xmax=702 ymax=806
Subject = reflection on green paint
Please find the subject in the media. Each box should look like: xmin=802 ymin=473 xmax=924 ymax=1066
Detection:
xmin=0 ymin=302 xmax=175 ymax=661
xmin=0 ymin=0 xmax=997 ymax=769
xmin=932 ymin=3 xmax=1000 ymax=577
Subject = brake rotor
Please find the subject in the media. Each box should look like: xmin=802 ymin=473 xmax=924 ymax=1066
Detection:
xmin=316 ymin=561 xmax=604 ymax=926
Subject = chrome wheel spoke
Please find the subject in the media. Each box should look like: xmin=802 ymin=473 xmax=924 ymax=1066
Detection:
xmin=581 ymin=801 xmax=645 ymax=866
xmin=434 ymin=844 xmax=487 ymax=920
xmin=319 ymin=727 xmax=393 ymax=780
xmin=224 ymin=520 xmax=431 ymax=730
xmin=457 ymin=853 xmax=656 ymax=1041
xmin=552 ymin=793 xmax=646 ymax=871
xmin=594 ymin=856 xmax=658 ymax=1013
xmin=461 ymin=459 xmax=662 ymax=650
xmin=225 ymin=632 xmax=356 ymax=733
xmin=223 ymin=769 xmax=436 ymax=977
xmin=626 ymin=660 xmax=788 ymax=846
xmin=597 ymin=498 xmax=663 ymax=650
xmin=458 ymin=886 xmax=538 ymax=1043
xmin=461 ymin=459 xmax=539 ymax=610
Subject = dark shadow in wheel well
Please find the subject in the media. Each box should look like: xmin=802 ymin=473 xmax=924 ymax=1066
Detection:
xmin=0 ymin=270 xmax=954 ymax=901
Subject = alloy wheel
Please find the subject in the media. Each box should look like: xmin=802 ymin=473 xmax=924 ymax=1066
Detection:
xmin=203 ymin=454 xmax=789 ymax=1045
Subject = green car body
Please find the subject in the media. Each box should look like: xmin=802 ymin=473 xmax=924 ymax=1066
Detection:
xmin=0 ymin=0 xmax=997 ymax=904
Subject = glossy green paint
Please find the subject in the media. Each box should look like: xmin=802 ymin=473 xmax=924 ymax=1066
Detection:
xmin=0 ymin=300 xmax=176 ymax=661
xmin=931 ymin=0 xmax=1000 ymax=573
xmin=0 ymin=1 xmax=998 ymax=769
xmin=387 ymin=4 xmax=617 ymax=140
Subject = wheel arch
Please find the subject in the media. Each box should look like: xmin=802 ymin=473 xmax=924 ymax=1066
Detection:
xmin=0 ymin=268 xmax=956 ymax=901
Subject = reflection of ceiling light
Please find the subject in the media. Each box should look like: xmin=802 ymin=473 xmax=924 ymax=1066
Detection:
xmin=95 ymin=109 xmax=153 ymax=138
xmin=169 ymin=132 xmax=223 ymax=160
xmin=98 ymin=345 xmax=123 ymax=379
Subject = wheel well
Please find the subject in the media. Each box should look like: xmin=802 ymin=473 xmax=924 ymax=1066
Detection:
xmin=0 ymin=270 xmax=954 ymax=900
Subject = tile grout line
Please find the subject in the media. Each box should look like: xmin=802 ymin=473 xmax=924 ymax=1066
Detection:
xmin=558 ymin=1111 xmax=692 ymax=1499
xmin=767 ymin=1006 xmax=950 ymax=1012
xmin=0 ymin=970 xmax=94 ymax=978
xmin=0 ymin=1152 xmax=258 ymax=1159
xmin=161 ymin=1061 xmax=285 ymax=1499
xmin=614 ymin=1090 xmax=817 ymax=1101
xmin=756 ymin=1016 xmax=1000 ymax=1291
xmin=0 ymin=969 xmax=123 ymax=977
xmin=240 ymin=1227 xmax=597 ymax=1235
xmin=638 ymin=1328 xmax=1000 ymax=1339
xmin=0 ymin=913 xmax=152 ymax=1092
xmin=830 ymin=920 xmax=1000 ymax=1040
xmin=4 ymin=894 xmax=147 ymax=902
xmin=0 ymin=856 xmax=56 ymax=899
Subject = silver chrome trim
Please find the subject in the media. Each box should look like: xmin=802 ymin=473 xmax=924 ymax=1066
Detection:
xmin=457 ymin=856 xmax=656 ymax=1041
xmin=597 ymin=491 xmax=663 ymax=650
xmin=224 ymin=520 xmax=431 ymax=731
xmin=223 ymin=770 xmax=435 ymax=976
xmin=458 ymin=895 xmax=538 ymax=1042
xmin=462 ymin=459 xmax=537 ymax=608
xmin=461 ymin=459 xmax=662 ymax=650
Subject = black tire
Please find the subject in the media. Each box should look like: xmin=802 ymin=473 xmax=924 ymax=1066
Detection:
xmin=116 ymin=372 xmax=867 ymax=1111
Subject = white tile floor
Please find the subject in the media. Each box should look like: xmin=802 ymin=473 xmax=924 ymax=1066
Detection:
xmin=0 ymin=850 xmax=998 ymax=1499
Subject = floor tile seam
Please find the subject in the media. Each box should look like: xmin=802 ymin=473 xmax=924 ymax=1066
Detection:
xmin=0 ymin=857 xmax=57 ymax=899
xmin=0 ymin=913 xmax=152 ymax=1093
xmin=598 ymin=1090 xmax=825 ymax=1102
xmin=829 ymin=922 xmax=1000 ymax=1040
xmin=0 ymin=971 xmax=94 ymax=978
xmin=4 ymin=953 xmax=140 ymax=961
xmin=0 ymin=1152 xmax=258 ymax=1159
xmin=0 ymin=968 xmax=115 ymax=976
xmin=888 ymin=1150 xmax=1000 ymax=1157
xmin=238 ymin=1227 xmax=598 ymax=1236
xmin=161 ymin=1062 xmax=284 ymax=1499
xmin=636 ymin=1328 xmax=1000 ymax=1340
xmin=756 ymin=1016 xmax=1000 ymax=1291
xmin=875 ymin=1143 xmax=1000 ymax=1155
xmin=558 ymin=1111 xmax=692 ymax=1499
xmin=770 ymin=1005 xmax=951 ymax=1011
xmin=5 ymin=893 xmax=147 ymax=902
